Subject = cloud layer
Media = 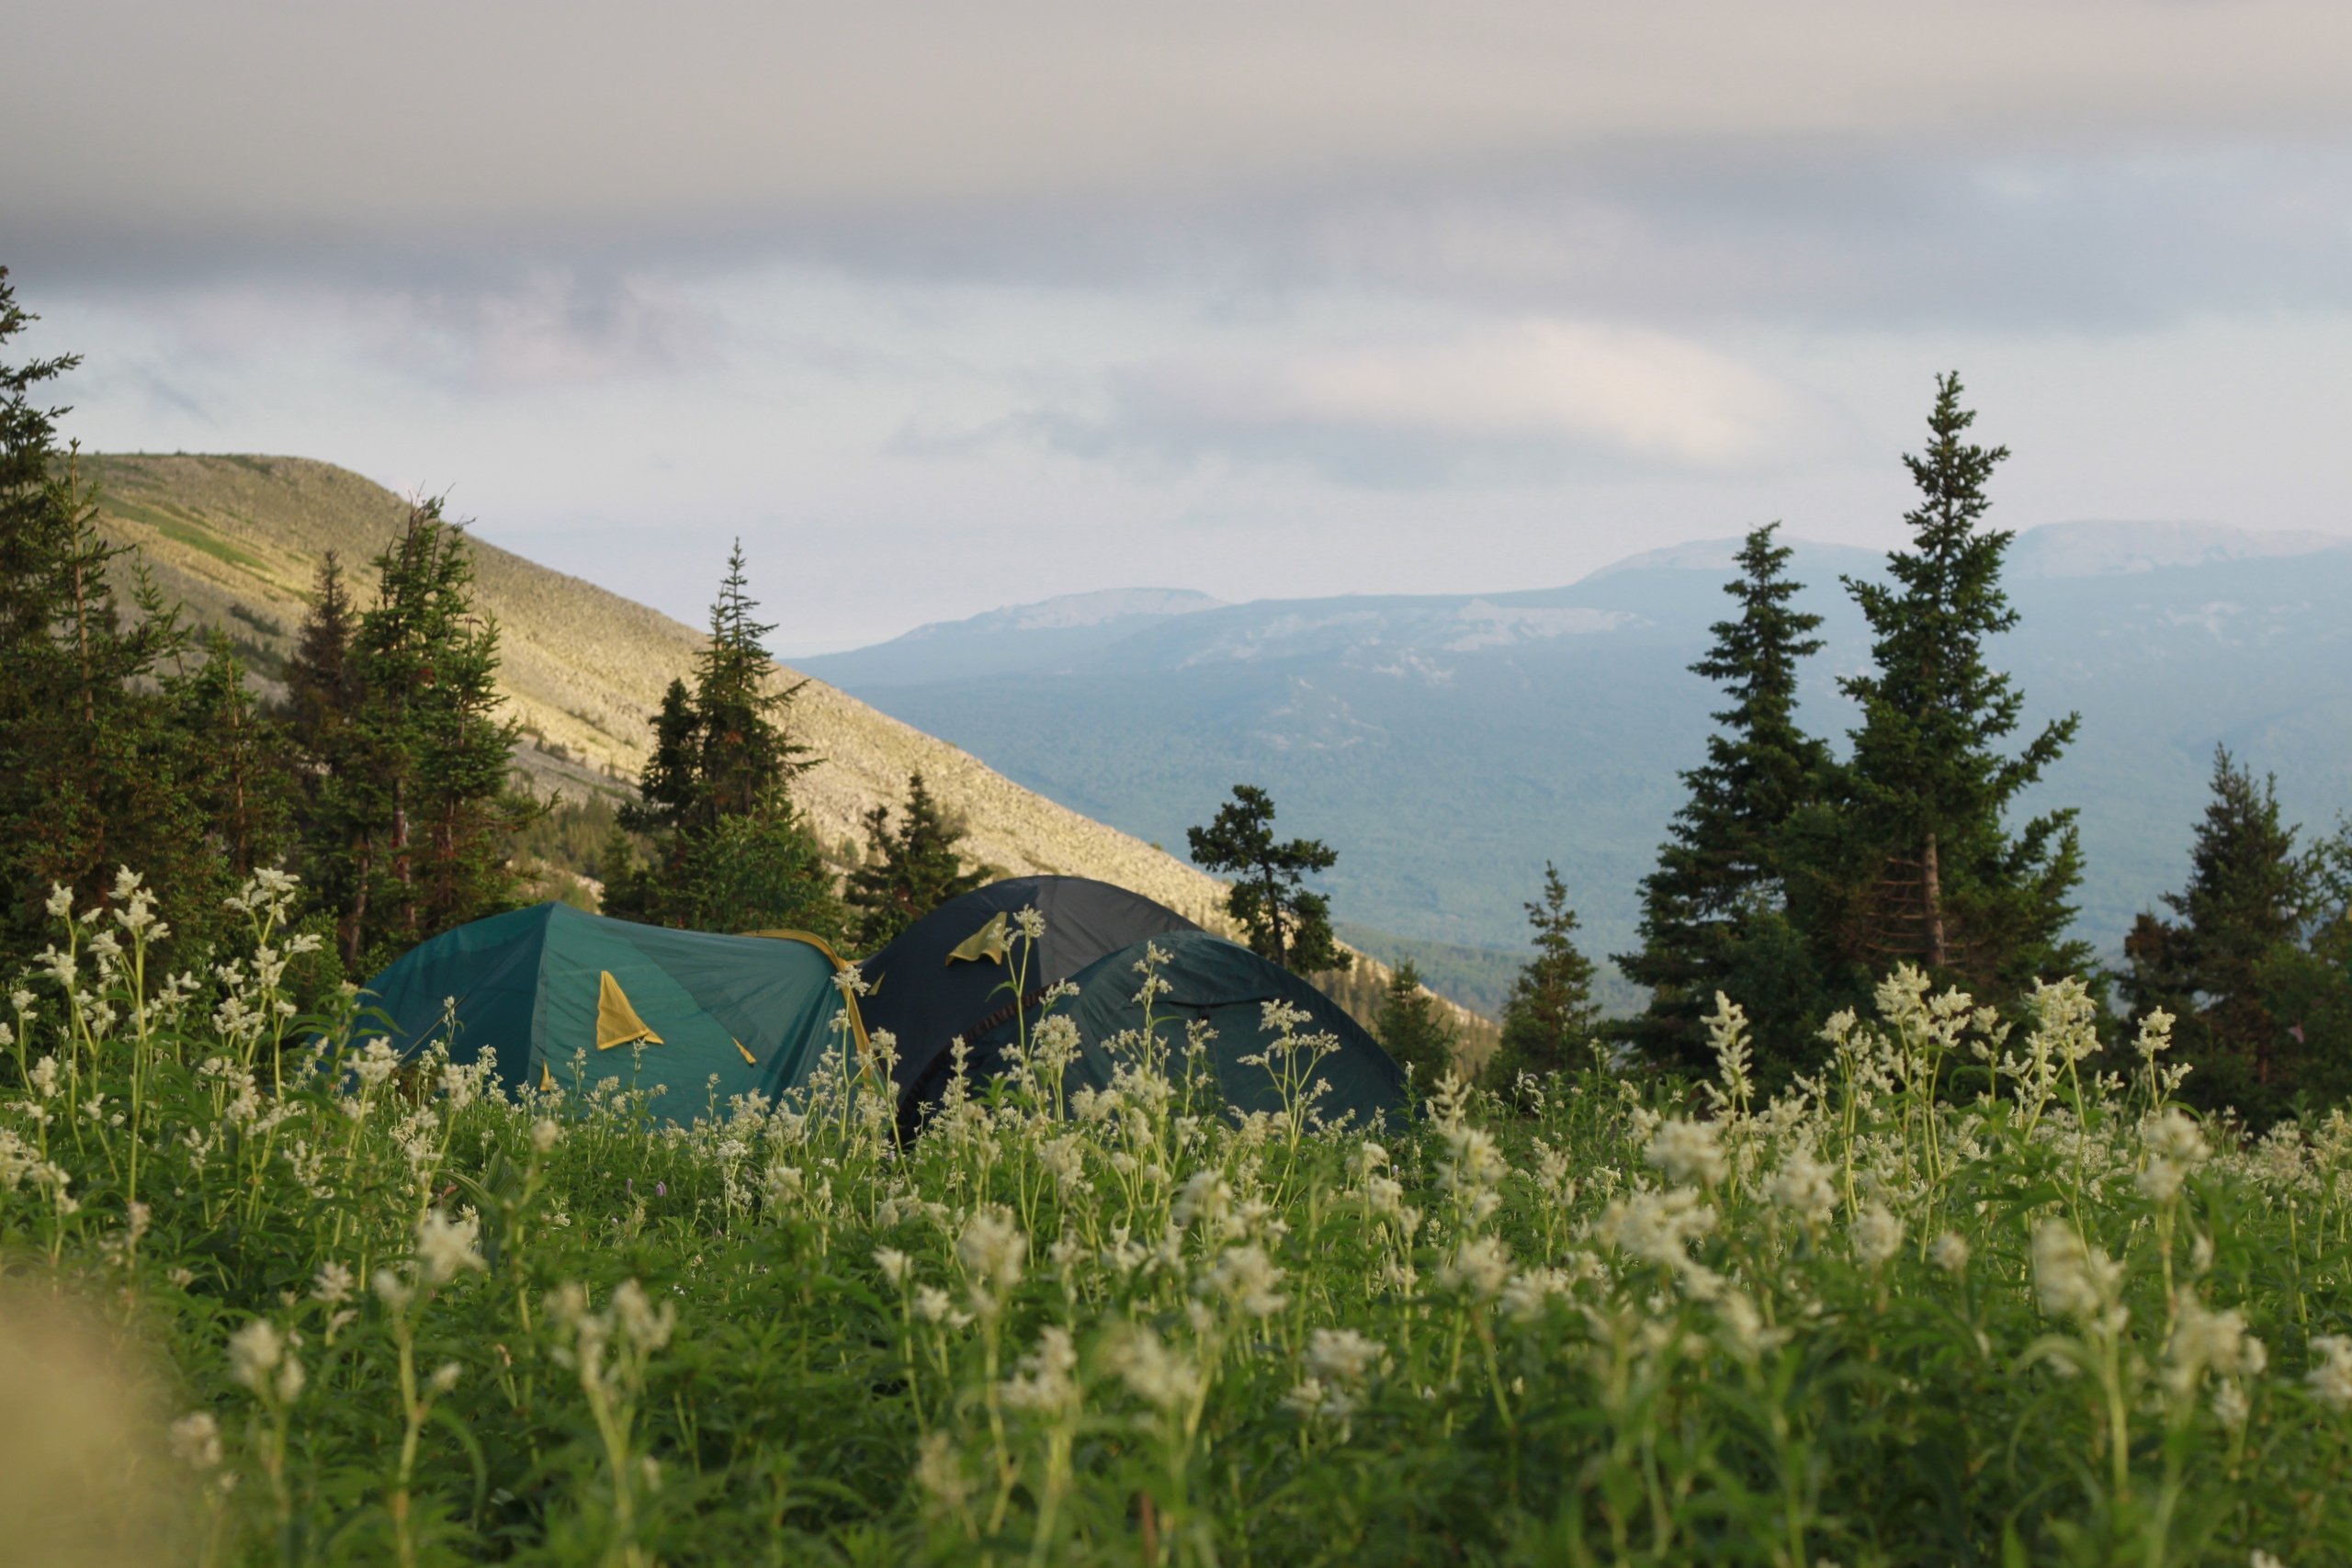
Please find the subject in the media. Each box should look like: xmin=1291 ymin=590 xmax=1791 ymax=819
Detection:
xmin=8 ymin=2 xmax=2352 ymax=646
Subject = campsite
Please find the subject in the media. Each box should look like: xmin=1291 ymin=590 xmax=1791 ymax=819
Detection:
xmin=11 ymin=6 xmax=2352 ymax=1565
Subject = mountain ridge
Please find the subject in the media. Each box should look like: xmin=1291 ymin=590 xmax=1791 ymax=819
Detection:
xmin=85 ymin=453 xmax=1235 ymax=928
xmin=796 ymin=525 xmax=2352 ymax=961
xmin=85 ymin=453 xmax=1500 ymax=1046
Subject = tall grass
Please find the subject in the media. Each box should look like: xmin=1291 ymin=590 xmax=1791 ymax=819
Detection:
xmin=4 ymin=868 xmax=2349 ymax=1564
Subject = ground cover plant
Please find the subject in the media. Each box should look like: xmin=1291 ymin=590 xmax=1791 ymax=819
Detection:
xmin=6 ymin=871 xmax=2352 ymax=1565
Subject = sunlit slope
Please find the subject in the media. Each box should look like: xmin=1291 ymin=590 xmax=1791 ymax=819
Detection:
xmin=85 ymin=453 xmax=1234 ymax=929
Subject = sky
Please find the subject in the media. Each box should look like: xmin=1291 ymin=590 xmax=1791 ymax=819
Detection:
xmin=6 ymin=1 xmax=2351 ymax=651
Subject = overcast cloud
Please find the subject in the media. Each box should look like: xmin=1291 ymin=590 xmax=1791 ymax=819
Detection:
xmin=6 ymin=2 xmax=2349 ymax=647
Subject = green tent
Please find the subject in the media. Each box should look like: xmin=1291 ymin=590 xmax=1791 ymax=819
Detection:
xmin=356 ymin=903 xmax=865 ymax=1119
xmin=964 ymin=930 xmax=1408 ymax=1126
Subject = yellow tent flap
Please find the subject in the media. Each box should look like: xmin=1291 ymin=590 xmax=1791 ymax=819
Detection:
xmin=595 ymin=971 xmax=663 ymax=1051
xmin=947 ymin=911 xmax=1011 ymax=966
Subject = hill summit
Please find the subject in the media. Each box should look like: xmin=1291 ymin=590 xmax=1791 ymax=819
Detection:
xmin=87 ymin=453 xmax=1231 ymax=928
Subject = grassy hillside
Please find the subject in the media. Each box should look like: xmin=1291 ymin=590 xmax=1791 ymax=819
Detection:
xmin=86 ymin=454 xmax=1495 ymax=1045
xmin=87 ymin=453 xmax=1234 ymax=919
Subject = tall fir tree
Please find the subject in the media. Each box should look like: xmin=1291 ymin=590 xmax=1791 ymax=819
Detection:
xmin=0 ymin=270 xmax=230 ymax=955
xmin=689 ymin=541 xmax=817 ymax=828
xmin=1616 ymin=525 xmax=1830 ymax=1077
xmin=283 ymin=552 xmax=372 ymax=954
xmin=1374 ymin=959 xmax=1458 ymax=1089
xmin=294 ymin=498 xmax=540 ymax=967
xmin=604 ymin=542 xmax=839 ymax=939
xmin=1488 ymin=863 xmax=1601 ymax=1085
xmin=282 ymin=550 xmax=357 ymax=750
xmin=845 ymin=772 xmax=991 ymax=952
xmin=1790 ymin=373 xmax=2086 ymax=1015
xmin=164 ymin=632 xmax=296 ymax=882
xmin=1187 ymin=784 xmax=1347 ymax=974
xmin=2121 ymin=748 xmax=2313 ymax=1122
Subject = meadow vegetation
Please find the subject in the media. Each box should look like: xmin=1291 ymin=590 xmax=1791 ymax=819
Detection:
xmin=9 ymin=867 xmax=2352 ymax=1565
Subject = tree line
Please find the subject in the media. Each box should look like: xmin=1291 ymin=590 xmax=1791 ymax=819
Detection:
xmin=7 ymin=264 xmax=2346 ymax=1119
xmin=1193 ymin=374 xmax=2352 ymax=1121
xmin=0 ymin=268 xmax=1002 ymax=1000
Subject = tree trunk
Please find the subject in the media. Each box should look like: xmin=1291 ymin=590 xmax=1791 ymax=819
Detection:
xmin=393 ymin=775 xmax=414 ymax=936
xmin=1261 ymin=862 xmax=1287 ymax=967
xmin=343 ymin=838 xmax=371 ymax=967
xmin=1922 ymin=830 xmax=1948 ymax=970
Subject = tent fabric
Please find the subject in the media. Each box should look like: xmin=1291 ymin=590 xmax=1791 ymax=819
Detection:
xmin=595 ymin=971 xmax=662 ymax=1050
xmin=964 ymin=931 xmax=1408 ymax=1126
xmin=356 ymin=903 xmax=863 ymax=1120
xmin=855 ymin=876 xmax=1204 ymax=1125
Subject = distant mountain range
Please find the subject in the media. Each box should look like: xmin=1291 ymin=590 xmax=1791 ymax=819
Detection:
xmin=797 ymin=522 xmax=2352 ymax=973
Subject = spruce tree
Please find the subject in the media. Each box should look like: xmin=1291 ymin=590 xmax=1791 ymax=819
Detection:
xmin=1489 ymin=863 xmax=1600 ymax=1085
xmin=165 ymin=633 xmax=296 ymax=881
xmin=284 ymin=553 xmax=373 ymax=956
xmin=1374 ymin=959 xmax=1458 ymax=1088
xmin=0 ymin=272 xmax=223 ymax=953
xmin=690 ymin=541 xmax=816 ymax=827
xmin=282 ymin=550 xmax=357 ymax=750
xmin=604 ymin=543 xmax=838 ymax=938
xmin=300 ymin=498 xmax=539 ymax=966
xmin=1616 ymin=525 xmax=1830 ymax=1075
xmin=1799 ymin=374 xmax=2086 ymax=1007
xmin=2122 ymin=748 xmax=2312 ymax=1121
xmin=845 ymin=772 xmax=991 ymax=951
xmin=1187 ymin=784 xmax=1347 ymax=973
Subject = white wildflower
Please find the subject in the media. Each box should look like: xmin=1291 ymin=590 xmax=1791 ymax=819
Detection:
xmin=1105 ymin=1325 xmax=1201 ymax=1411
xmin=1850 ymin=1202 xmax=1905 ymax=1269
xmin=956 ymin=1206 xmax=1026 ymax=1303
xmin=1644 ymin=1118 xmax=1726 ymax=1189
xmin=1764 ymin=1146 xmax=1838 ymax=1228
xmin=169 ymin=1412 xmax=222 ymax=1470
xmin=1196 ymin=1244 xmax=1287 ymax=1318
xmin=227 ymin=1319 xmax=285 ymax=1393
xmin=1437 ymin=1235 xmax=1512 ymax=1302
xmin=2031 ymin=1220 xmax=2124 ymax=1327
xmin=914 ymin=1430 xmax=973 ymax=1517
xmin=2307 ymin=1335 xmax=2352 ymax=1413
xmin=998 ymin=1325 xmax=1081 ymax=1416
xmin=413 ymin=1209 xmax=486 ymax=1287
xmin=312 ymin=1260 xmax=356 ymax=1305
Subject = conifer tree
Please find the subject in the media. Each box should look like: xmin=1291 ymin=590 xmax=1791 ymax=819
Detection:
xmin=1616 ymin=525 xmax=1830 ymax=1075
xmin=298 ymin=498 xmax=539 ymax=966
xmin=1374 ymin=959 xmax=1457 ymax=1088
xmin=282 ymin=550 xmax=357 ymax=750
xmin=2122 ymin=748 xmax=2312 ymax=1120
xmin=0 ymin=271 xmax=224 ymax=953
xmin=283 ymin=552 xmax=373 ymax=953
xmin=604 ymin=542 xmax=838 ymax=938
xmin=690 ymin=542 xmax=817 ymax=827
xmin=1488 ymin=863 xmax=1600 ymax=1085
xmin=1187 ymin=784 xmax=1347 ymax=974
xmin=165 ymin=633 xmax=295 ymax=881
xmin=845 ymin=772 xmax=991 ymax=951
xmin=1794 ymin=374 xmax=2086 ymax=1007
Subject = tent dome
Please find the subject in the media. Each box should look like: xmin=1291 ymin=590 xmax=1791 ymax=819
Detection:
xmin=356 ymin=903 xmax=862 ymax=1121
xmin=963 ymin=930 xmax=1407 ymax=1126
xmin=855 ymin=876 xmax=1203 ymax=1125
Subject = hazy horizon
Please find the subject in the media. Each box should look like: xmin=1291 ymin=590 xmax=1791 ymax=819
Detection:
xmin=10 ymin=2 xmax=2352 ymax=646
